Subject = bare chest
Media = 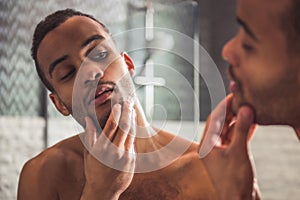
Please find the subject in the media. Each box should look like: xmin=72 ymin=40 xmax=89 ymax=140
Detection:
xmin=56 ymin=149 xmax=214 ymax=200
xmin=119 ymin=166 xmax=213 ymax=200
xmin=120 ymin=174 xmax=182 ymax=200
xmin=58 ymin=166 xmax=196 ymax=200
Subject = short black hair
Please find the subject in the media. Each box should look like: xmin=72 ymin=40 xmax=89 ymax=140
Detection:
xmin=281 ymin=0 xmax=300 ymax=54
xmin=31 ymin=8 xmax=110 ymax=92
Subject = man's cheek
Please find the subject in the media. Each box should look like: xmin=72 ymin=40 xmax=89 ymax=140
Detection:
xmin=72 ymin=99 xmax=90 ymax=126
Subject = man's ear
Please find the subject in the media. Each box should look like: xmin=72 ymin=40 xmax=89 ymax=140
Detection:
xmin=121 ymin=52 xmax=135 ymax=77
xmin=49 ymin=93 xmax=70 ymax=116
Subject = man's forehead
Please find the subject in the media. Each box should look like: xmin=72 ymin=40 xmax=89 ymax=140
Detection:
xmin=237 ymin=0 xmax=289 ymax=35
xmin=44 ymin=16 xmax=109 ymax=42
xmin=238 ymin=0 xmax=290 ymax=15
xmin=64 ymin=16 xmax=106 ymax=31
xmin=37 ymin=16 xmax=110 ymax=72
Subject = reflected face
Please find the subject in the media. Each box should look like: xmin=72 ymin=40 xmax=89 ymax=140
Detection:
xmin=37 ymin=16 xmax=135 ymax=128
xmin=222 ymin=0 xmax=300 ymax=126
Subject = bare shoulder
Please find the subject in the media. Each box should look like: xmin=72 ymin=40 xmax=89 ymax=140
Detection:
xmin=170 ymin=142 xmax=217 ymax=199
xmin=157 ymin=129 xmax=213 ymax=181
xmin=154 ymin=128 xmax=207 ymax=172
xmin=156 ymin=127 xmax=200 ymax=154
xmin=17 ymin=135 xmax=84 ymax=200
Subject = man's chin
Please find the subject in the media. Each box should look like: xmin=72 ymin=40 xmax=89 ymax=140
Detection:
xmin=88 ymin=108 xmax=110 ymax=133
xmin=232 ymin=98 xmax=259 ymax=126
xmin=231 ymin=95 xmax=255 ymax=115
xmin=98 ymin=114 xmax=110 ymax=131
xmin=93 ymin=99 xmax=115 ymax=128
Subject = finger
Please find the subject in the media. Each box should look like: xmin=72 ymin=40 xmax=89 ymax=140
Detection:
xmin=222 ymin=119 xmax=256 ymax=146
xmin=253 ymin=178 xmax=262 ymax=200
xmin=85 ymin=116 xmax=97 ymax=148
xmin=113 ymin=101 xmax=133 ymax=147
xmin=230 ymin=105 xmax=255 ymax=152
xmin=200 ymin=94 xmax=234 ymax=145
xmin=199 ymin=94 xmax=234 ymax=158
xmin=124 ymin=109 xmax=136 ymax=152
xmin=247 ymin=124 xmax=257 ymax=141
xmin=220 ymin=120 xmax=235 ymax=145
xmin=217 ymin=96 xmax=237 ymax=144
xmin=101 ymin=103 xmax=122 ymax=141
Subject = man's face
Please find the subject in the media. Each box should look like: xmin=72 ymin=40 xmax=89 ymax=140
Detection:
xmin=37 ymin=16 xmax=135 ymax=128
xmin=223 ymin=0 xmax=300 ymax=126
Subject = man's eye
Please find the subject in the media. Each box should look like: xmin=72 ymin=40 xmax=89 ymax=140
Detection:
xmin=61 ymin=69 xmax=75 ymax=80
xmin=242 ymin=43 xmax=254 ymax=52
xmin=89 ymin=51 xmax=108 ymax=62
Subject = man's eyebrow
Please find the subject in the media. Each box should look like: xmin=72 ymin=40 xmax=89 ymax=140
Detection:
xmin=81 ymin=34 xmax=105 ymax=48
xmin=48 ymin=55 xmax=68 ymax=78
xmin=236 ymin=17 xmax=259 ymax=41
xmin=47 ymin=35 xmax=105 ymax=78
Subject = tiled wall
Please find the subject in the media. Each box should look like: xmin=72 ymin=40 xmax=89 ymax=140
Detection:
xmin=0 ymin=117 xmax=45 ymax=199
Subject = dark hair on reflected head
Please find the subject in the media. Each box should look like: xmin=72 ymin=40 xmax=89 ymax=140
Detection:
xmin=281 ymin=0 xmax=300 ymax=54
xmin=31 ymin=8 xmax=109 ymax=92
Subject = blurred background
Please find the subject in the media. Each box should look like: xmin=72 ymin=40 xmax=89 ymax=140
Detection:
xmin=0 ymin=0 xmax=299 ymax=199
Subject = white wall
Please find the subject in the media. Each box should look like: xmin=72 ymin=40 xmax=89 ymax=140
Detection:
xmin=0 ymin=117 xmax=45 ymax=200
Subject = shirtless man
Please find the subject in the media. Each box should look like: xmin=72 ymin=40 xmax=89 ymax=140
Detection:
xmin=17 ymin=9 xmax=257 ymax=200
xmin=215 ymin=0 xmax=299 ymax=196
xmin=223 ymin=0 xmax=300 ymax=139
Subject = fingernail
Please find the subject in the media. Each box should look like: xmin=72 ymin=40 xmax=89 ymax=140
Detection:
xmin=239 ymin=106 xmax=254 ymax=121
xmin=113 ymin=103 xmax=121 ymax=110
xmin=123 ymin=100 xmax=134 ymax=109
xmin=112 ymin=104 xmax=121 ymax=117
xmin=84 ymin=116 xmax=89 ymax=127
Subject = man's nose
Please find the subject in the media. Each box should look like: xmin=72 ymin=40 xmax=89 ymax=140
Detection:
xmin=222 ymin=38 xmax=239 ymax=67
xmin=83 ymin=64 xmax=104 ymax=87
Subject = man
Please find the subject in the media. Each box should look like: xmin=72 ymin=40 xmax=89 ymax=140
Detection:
xmin=17 ymin=9 xmax=257 ymax=200
xmin=202 ymin=0 xmax=300 ymax=197
xmin=222 ymin=0 xmax=300 ymax=138
xmin=208 ymin=0 xmax=299 ymax=197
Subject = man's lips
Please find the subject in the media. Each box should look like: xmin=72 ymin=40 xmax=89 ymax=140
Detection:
xmin=227 ymin=66 xmax=240 ymax=93
xmin=89 ymin=84 xmax=114 ymax=106
xmin=229 ymin=80 xmax=239 ymax=93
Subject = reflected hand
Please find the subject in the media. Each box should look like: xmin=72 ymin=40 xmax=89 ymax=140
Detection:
xmin=199 ymin=95 xmax=260 ymax=200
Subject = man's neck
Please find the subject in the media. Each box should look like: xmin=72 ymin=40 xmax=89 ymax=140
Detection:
xmin=133 ymin=99 xmax=165 ymax=153
xmin=133 ymin=98 xmax=187 ymax=163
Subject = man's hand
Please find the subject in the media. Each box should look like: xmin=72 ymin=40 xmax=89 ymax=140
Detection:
xmin=199 ymin=95 xmax=260 ymax=200
xmin=81 ymin=102 xmax=136 ymax=200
